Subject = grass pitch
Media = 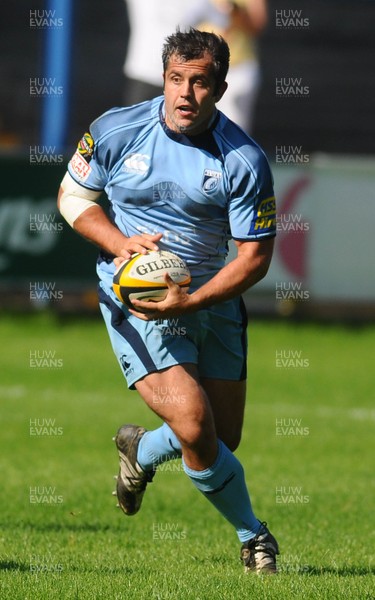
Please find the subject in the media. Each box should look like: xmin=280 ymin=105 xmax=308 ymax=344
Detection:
xmin=0 ymin=313 xmax=374 ymax=599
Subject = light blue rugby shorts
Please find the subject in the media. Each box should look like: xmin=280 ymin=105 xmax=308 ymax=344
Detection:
xmin=98 ymin=280 xmax=248 ymax=389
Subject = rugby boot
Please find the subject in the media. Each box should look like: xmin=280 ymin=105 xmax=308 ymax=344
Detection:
xmin=114 ymin=424 xmax=155 ymax=516
xmin=240 ymin=522 xmax=279 ymax=574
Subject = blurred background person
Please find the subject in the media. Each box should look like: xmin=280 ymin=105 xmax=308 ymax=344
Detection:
xmin=123 ymin=0 xmax=188 ymax=105
xmin=185 ymin=0 xmax=268 ymax=133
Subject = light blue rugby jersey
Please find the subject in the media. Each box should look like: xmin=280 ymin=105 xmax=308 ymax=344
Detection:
xmin=67 ymin=96 xmax=276 ymax=287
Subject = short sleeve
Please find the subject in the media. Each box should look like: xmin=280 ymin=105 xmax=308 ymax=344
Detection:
xmin=227 ymin=145 xmax=276 ymax=241
xmin=67 ymin=128 xmax=108 ymax=191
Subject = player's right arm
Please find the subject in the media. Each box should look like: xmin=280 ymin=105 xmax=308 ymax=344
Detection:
xmin=57 ymin=117 xmax=161 ymax=259
xmin=57 ymin=177 xmax=161 ymax=260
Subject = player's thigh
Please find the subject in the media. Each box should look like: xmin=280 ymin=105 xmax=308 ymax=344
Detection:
xmin=135 ymin=363 xmax=216 ymax=444
xmin=201 ymin=378 xmax=247 ymax=451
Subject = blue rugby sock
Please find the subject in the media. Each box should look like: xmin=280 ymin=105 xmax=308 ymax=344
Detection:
xmin=137 ymin=423 xmax=182 ymax=471
xmin=182 ymin=440 xmax=261 ymax=542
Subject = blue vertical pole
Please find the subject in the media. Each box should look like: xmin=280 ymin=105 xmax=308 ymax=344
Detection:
xmin=41 ymin=0 xmax=73 ymax=151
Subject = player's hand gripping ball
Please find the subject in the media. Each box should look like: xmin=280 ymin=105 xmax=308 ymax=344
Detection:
xmin=113 ymin=250 xmax=191 ymax=310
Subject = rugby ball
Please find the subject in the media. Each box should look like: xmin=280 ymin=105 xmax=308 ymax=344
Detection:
xmin=113 ymin=250 xmax=191 ymax=309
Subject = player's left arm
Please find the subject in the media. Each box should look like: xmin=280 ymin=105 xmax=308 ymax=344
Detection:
xmin=191 ymin=237 xmax=274 ymax=306
xmin=129 ymin=237 xmax=274 ymax=319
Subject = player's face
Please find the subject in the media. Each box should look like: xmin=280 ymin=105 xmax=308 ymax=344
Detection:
xmin=163 ymin=53 xmax=227 ymax=136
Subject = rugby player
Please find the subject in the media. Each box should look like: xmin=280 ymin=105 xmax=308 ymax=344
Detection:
xmin=57 ymin=28 xmax=278 ymax=574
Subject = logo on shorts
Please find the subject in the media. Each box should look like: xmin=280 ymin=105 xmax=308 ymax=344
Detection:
xmin=119 ymin=354 xmax=134 ymax=377
xmin=202 ymin=169 xmax=222 ymax=194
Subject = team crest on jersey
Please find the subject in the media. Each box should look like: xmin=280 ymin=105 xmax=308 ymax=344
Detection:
xmin=77 ymin=132 xmax=94 ymax=162
xmin=123 ymin=153 xmax=150 ymax=175
xmin=202 ymin=169 xmax=222 ymax=194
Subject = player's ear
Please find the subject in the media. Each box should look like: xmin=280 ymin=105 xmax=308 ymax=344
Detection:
xmin=214 ymin=81 xmax=228 ymax=102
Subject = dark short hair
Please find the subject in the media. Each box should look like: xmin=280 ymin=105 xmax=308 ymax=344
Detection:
xmin=162 ymin=28 xmax=230 ymax=93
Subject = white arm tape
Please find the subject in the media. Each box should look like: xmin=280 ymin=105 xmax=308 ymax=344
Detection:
xmin=59 ymin=172 xmax=102 ymax=227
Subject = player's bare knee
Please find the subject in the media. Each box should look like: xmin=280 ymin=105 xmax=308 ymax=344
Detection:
xmin=178 ymin=417 xmax=216 ymax=451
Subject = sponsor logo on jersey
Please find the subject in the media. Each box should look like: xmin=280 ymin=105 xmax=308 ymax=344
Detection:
xmin=202 ymin=169 xmax=222 ymax=194
xmin=123 ymin=153 xmax=150 ymax=175
xmin=70 ymin=150 xmax=91 ymax=182
xmin=249 ymin=196 xmax=277 ymax=233
xmin=77 ymin=132 xmax=94 ymax=161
